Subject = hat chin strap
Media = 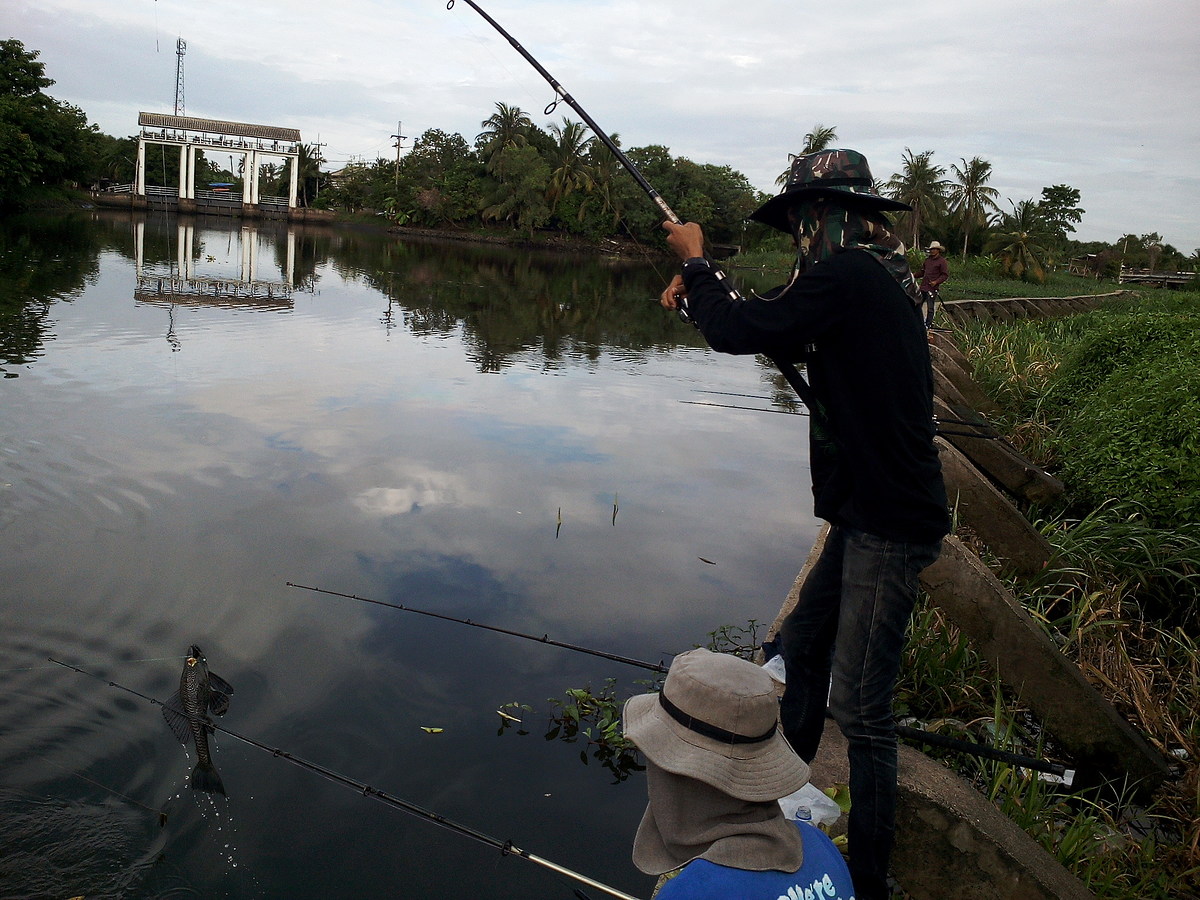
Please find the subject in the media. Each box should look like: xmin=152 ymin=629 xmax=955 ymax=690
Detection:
xmin=658 ymin=692 xmax=776 ymax=745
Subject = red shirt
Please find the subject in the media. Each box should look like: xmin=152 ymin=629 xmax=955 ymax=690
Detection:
xmin=918 ymin=254 xmax=948 ymax=291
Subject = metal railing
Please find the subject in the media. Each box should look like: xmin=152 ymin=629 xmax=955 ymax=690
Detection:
xmin=139 ymin=129 xmax=298 ymax=155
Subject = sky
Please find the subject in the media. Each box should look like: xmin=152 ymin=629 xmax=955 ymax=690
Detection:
xmin=8 ymin=0 xmax=1200 ymax=251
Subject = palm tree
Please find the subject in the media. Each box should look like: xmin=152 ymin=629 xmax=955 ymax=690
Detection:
xmin=776 ymin=124 xmax=838 ymax=186
xmin=476 ymin=102 xmax=533 ymax=161
xmin=947 ymin=157 xmax=1001 ymax=261
xmin=546 ymin=118 xmax=595 ymax=213
xmin=986 ymin=199 xmax=1052 ymax=283
xmin=883 ymin=149 xmax=948 ymax=250
xmin=581 ymin=135 xmax=624 ymax=229
xmin=285 ymin=143 xmax=325 ymax=205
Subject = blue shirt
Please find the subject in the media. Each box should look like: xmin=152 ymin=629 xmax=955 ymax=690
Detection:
xmin=654 ymin=821 xmax=855 ymax=900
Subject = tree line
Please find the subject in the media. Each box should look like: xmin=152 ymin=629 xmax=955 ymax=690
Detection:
xmin=3 ymin=38 xmax=1196 ymax=282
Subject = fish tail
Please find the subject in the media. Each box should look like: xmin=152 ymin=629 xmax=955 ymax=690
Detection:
xmin=190 ymin=761 xmax=226 ymax=795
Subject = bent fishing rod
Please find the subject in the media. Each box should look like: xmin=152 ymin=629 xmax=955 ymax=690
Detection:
xmin=287 ymin=584 xmax=1070 ymax=779
xmin=49 ymin=656 xmax=645 ymax=900
xmin=447 ymin=0 xmax=822 ymax=413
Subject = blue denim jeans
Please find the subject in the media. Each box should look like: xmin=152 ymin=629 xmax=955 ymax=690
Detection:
xmin=778 ymin=525 xmax=942 ymax=900
xmin=920 ymin=289 xmax=938 ymax=328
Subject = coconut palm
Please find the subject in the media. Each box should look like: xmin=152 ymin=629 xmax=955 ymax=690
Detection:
xmin=776 ymin=124 xmax=838 ymax=186
xmin=986 ymin=199 xmax=1053 ymax=283
xmin=581 ymin=135 xmax=624 ymax=229
xmin=947 ymin=156 xmax=1001 ymax=260
xmin=284 ymin=143 xmax=324 ymax=205
xmin=546 ymin=118 xmax=595 ymax=213
xmin=476 ymin=102 xmax=533 ymax=160
xmin=882 ymin=148 xmax=948 ymax=251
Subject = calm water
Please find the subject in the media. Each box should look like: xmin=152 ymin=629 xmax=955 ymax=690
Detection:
xmin=0 ymin=211 xmax=818 ymax=899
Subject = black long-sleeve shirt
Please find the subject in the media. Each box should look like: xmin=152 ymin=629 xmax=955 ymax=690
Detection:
xmin=682 ymin=250 xmax=950 ymax=543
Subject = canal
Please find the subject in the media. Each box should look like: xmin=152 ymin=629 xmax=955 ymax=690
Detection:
xmin=0 ymin=211 xmax=820 ymax=899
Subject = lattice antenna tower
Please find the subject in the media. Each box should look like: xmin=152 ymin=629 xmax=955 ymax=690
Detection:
xmin=174 ymin=38 xmax=187 ymax=116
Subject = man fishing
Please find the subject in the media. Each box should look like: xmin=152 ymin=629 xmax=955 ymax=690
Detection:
xmin=659 ymin=149 xmax=950 ymax=900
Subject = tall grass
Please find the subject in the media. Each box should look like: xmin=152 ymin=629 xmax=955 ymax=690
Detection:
xmin=901 ymin=284 xmax=1200 ymax=898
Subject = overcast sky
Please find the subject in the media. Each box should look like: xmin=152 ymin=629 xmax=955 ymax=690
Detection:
xmin=9 ymin=0 xmax=1199 ymax=251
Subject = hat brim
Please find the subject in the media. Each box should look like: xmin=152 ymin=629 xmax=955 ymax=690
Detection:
xmin=623 ymin=693 xmax=810 ymax=803
xmin=749 ymin=186 xmax=913 ymax=233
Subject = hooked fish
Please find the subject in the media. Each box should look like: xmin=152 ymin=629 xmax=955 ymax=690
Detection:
xmin=162 ymin=644 xmax=234 ymax=795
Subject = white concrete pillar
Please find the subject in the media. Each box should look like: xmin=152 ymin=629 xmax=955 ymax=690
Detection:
xmin=183 ymin=223 xmax=195 ymax=280
xmin=285 ymin=229 xmax=295 ymax=286
xmin=135 ymin=140 xmax=146 ymax=195
xmin=134 ymin=219 xmax=145 ymax=275
xmin=288 ymin=152 xmax=299 ymax=208
xmin=186 ymin=146 xmax=197 ymax=200
xmin=240 ymin=228 xmax=252 ymax=283
xmin=242 ymin=150 xmax=253 ymax=204
xmin=250 ymin=149 xmax=261 ymax=205
xmin=176 ymin=222 xmax=187 ymax=278
xmin=178 ymin=145 xmax=188 ymax=199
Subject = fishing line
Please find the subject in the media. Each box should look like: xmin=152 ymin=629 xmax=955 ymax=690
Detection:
xmin=445 ymin=5 xmax=552 ymax=115
xmin=680 ymin=399 xmax=996 ymax=438
xmin=284 ymin=586 xmax=1071 ymax=777
xmin=48 ymin=656 xmax=646 ymax=900
xmin=0 ymin=655 xmax=188 ymax=674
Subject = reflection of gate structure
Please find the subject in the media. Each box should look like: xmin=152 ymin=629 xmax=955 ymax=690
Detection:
xmin=133 ymin=220 xmax=299 ymax=308
xmin=132 ymin=112 xmax=301 ymax=216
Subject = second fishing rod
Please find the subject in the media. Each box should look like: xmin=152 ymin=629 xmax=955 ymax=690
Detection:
xmin=288 ymin=582 xmax=1073 ymax=780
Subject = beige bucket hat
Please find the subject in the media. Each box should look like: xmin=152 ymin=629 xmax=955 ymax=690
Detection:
xmin=622 ymin=648 xmax=810 ymax=802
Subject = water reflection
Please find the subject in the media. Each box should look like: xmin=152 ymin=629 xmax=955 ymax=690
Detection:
xmin=0 ymin=211 xmax=817 ymax=899
xmin=0 ymin=214 xmax=103 ymax=377
xmin=133 ymin=220 xmax=299 ymax=308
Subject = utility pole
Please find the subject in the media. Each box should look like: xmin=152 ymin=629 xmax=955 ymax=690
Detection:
xmin=174 ymin=38 xmax=187 ymax=116
xmin=310 ymin=135 xmax=327 ymax=201
xmin=390 ymin=120 xmax=407 ymax=189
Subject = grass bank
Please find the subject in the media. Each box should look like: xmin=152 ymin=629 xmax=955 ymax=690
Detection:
xmin=897 ymin=283 xmax=1199 ymax=898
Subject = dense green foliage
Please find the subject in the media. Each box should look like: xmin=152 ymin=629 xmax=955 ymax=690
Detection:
xmin=955 ymin=289 xmax=1200 ymax=530
xmin=0 ymin=39 xmax=100 ymax=205
xmin=322 ymin=112 xmax=771 ymax=251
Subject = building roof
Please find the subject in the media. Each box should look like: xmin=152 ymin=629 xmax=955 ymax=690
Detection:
xmin=139 ymin=112 xmax=301 ymax=142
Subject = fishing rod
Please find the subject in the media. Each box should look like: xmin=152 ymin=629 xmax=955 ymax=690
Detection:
xmin=448 ymin=0 xmax=675 ymax=225
xmin=286 ymin=581 xmax=667 ymax=673
xmin=286 ymin=584 xmax=1070 ymax=778
xmin=446 ymin=0 xmax=823 ymax=414
xmin=48 ymin=656 xmax=645 ymax=900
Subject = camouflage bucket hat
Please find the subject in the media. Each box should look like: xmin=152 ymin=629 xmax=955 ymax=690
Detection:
xmin=750 ymin=148 xmax=912 ymax=233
